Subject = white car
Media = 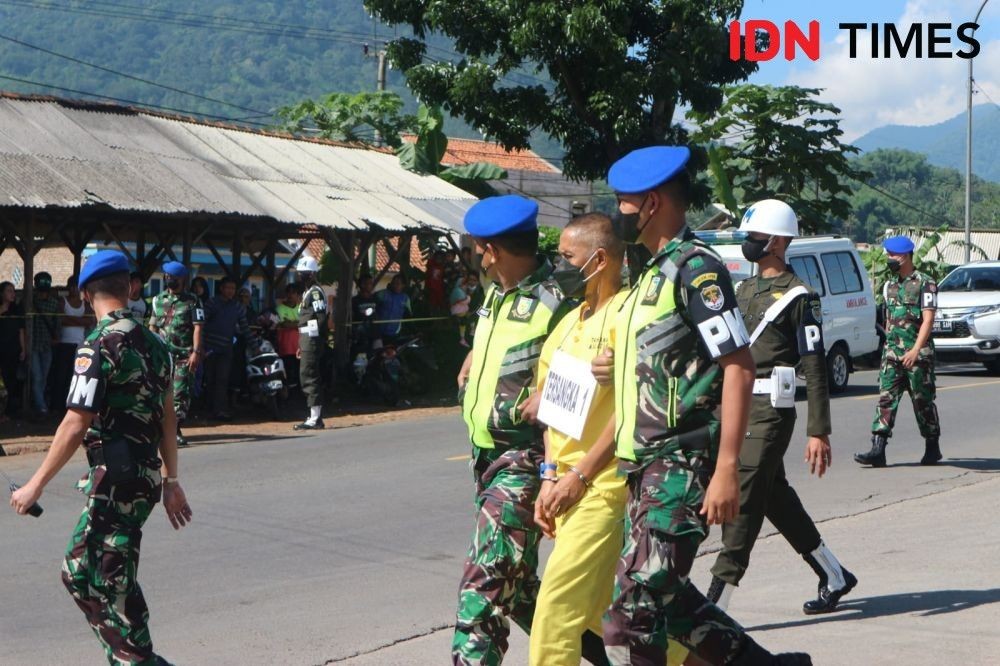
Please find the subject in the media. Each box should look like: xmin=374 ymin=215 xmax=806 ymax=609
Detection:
xmin=697 ymin=232 xmax=880 ymax=392
xmin=932 ymin=261 xmax=1000 ymax=374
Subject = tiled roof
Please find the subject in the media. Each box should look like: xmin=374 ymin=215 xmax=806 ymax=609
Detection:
xmin=401 ymin=135 xmax=561 ymax=174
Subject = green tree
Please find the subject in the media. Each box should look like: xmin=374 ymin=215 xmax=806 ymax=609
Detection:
xmin=363 ymin=0 xmax=758 ymax=183
xmin=275 ymin=91 xmax=416 ymax=148
xmin=399 ymin=105 xmax=508 ymax=198
xmin=689 ymin=85 xmax=865 ymax=233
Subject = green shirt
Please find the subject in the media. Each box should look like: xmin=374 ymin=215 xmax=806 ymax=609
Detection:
xmin=738 ymin=271 xmax=830 ymax=436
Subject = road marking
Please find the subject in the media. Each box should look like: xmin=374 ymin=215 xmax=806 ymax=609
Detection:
xmin=852 ymin=378 xmax=1000 ymax=400
xmin=447 ymin=454 xmax=471 ymax=461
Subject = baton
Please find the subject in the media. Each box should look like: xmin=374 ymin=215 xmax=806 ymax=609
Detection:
xmin=0 ymin=469 xmax=43 ymax=517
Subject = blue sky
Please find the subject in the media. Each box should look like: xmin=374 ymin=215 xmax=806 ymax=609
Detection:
xmin=735 ymin=0 xmax=1000 ymax=140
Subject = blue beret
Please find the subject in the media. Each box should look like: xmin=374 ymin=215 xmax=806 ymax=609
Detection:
xmin=79 ymin=250 xmax=130 ymax=288
xmin=463 ymin=195 xmax=539 ymax=237
xmin=608 ymin=146 xmax=691 ymax=194
xmin=162 ymin=261 xmax=189 ymax=278
xmin=883 ymin=236 xmax=915 ymax=254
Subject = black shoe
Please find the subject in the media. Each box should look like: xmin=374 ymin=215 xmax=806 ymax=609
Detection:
xmin=920 ymin=437 xmax=942 ymax=465
xmin=293 ymin=419 xmax=325 ymax=430
xmin=732 ymin=637 xmax=812 ymax=665
xmin=176 ymin=435 xmax=189 ymax=448
xmin=803 ymin=569 xmax=857 ymax=615
xmin=854 ymin=434 xmax=888 ymax=467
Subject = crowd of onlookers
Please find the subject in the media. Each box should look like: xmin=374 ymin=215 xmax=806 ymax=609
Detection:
xmin=0 ymin=249 xmax=485 ymax=425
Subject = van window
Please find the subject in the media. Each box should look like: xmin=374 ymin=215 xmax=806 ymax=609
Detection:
xmin=789 ymin=256 xmax=825 ymax=295
xmin=821 ymin=251 xmax=863 ymax=294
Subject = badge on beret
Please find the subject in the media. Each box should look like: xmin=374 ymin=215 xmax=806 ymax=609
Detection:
xmin=508 ymin=295 xmax=538 ymax=322
xmin=701 ymin=285 xmax=724 ymax=311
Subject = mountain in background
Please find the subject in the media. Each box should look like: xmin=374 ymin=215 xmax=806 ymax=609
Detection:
xmin=854 ymin=104 xmax=1000 ymax=182
xmin=0 ymin=0 xmax=564 ymax=161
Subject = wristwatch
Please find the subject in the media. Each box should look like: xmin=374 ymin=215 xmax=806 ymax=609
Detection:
xmin=164 ymin=476 xmax=179 ymax=485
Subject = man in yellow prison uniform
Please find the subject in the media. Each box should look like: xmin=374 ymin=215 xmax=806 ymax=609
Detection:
xmin=529 ymin=213 xmax=626 ymax=666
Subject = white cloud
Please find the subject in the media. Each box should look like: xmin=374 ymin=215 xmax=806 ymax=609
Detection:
xmin=784 ymin=0 xmax=1000 ymax=141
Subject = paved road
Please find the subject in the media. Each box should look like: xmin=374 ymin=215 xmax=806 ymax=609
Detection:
xmin=2 ymin=366 xmax=998 ymax=665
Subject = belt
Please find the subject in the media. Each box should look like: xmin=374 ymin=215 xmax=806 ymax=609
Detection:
xmin=752 ymin=376 xmax=798 ymax=395
xmin=86 ymin=441 xmax=159 ymax=467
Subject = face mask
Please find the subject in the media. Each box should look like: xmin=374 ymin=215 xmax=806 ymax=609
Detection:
xmin=887 ymin=259 xmax=901 ymax=273
xmin=741 ymin=236 xmax=771 ymax=262
xmin=165 ymin=278 xmax=181 ymax=291
xmin=552 ymin=257 xmax=587 ymax=298
xmin=618 ymin=195 xmax=650 ymax=245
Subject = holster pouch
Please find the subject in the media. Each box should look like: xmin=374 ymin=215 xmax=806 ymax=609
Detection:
xmin=101 ymin=437 xmax=140 ymax=485
xmin=770 ymin=366 xmax=797 ymax=408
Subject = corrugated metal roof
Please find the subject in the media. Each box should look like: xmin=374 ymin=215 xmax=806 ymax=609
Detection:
xmin=0 ymin=95 xmax=475 ymax=233
xmin=886 ymin=227 xmax=1000 ymax=264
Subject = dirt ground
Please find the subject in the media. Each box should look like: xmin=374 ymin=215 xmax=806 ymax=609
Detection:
xmin=0 ymin=400 xmax=461 ymax=457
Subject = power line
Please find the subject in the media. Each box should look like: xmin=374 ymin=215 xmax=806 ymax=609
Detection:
xmin=856 ymin=179 xmax=951 ymax=224
xmin=0 ymin=31 xmax=270 ymax=116
xmin=0 ymin=73 xmax=272 ymax=126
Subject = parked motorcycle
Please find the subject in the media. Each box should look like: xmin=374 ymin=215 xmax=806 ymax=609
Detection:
xmin=352 ymin=334 xmax=437 ymax=406
xmin=246 ymin=334 xmax=288 ymax=419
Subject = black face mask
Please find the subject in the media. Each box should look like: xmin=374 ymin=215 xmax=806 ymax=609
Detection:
xmin=552 ymin=257 xmax=587 ymax=298
xmin=741 ymin=237 xmax=771 ymax=262
xmin=887 ymin=259 xmax=902 ymax=273
xmin=617 ymin=195 xmax=650 ymax=245
xmin=165 ymin=278 xmax=181 ymax=291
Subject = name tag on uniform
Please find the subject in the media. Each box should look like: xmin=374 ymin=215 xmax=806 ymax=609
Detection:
xmin=299 ymin=319 xmax=319 ymax=337
xmin=537 ymin=350 xmax=598 ymax=441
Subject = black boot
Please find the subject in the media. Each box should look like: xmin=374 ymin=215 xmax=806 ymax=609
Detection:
xmin=802 ymin=543 xmax=857 ymax=615
xmin=854 ymin=434 xmax=887 ymax=467
xmin=731 ymin=636 xmax=812 ymax=665
xmin=920 ymin=437 xmax=942 ymax=465
xmin=176 ymin=426 xmax=189 ymax=448
xmin=293 ymin=419 xmax=325 ymax=430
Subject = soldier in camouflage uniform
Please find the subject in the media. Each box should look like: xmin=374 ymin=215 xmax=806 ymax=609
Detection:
xmin=706 ymin=200 xmax=856 ymax=617
xmin=856 ymin=236 xmax=941 ymax=468
xmin=453 ymin=195 xmax=608 ymax=666
xmin=149 ymin=261 xmax=204 ymax=447
xmin=599 ymin=147 xmax=810 ymax=665
xmin=10 ymin=250 xmax=193 ymax=666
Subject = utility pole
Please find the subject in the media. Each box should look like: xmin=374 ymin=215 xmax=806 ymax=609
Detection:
xmin=363 ymin=43 xmax=388 ymax=147
xmin=965 ymin=0 xmax=990 ymax=264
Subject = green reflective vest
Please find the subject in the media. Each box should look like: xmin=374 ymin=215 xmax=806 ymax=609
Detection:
xmin=462 ymin=260 xmax=569 ymax=451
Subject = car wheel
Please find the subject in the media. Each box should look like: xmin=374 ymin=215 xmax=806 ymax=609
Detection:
xmin=827 ymin=345 xmax=850 ymax=393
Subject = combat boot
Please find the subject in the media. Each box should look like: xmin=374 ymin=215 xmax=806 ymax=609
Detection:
xmin=731 ymin=636 xmax=812 ymax=665
xmin=854 ymin=434 xmax=887 ymax=467
xmin=706 ymin=574 xmax=736 ymax=611
xmin=802 ymin=541 xmax=857 ymax=615
xmin=920 ymin=437 xmax=942 ymax=465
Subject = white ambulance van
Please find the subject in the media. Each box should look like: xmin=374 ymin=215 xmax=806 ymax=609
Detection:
xmin=696 ymin=231 xmax=880 ymax=392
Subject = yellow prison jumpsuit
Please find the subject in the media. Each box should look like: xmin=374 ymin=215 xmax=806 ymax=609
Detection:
xmin=529 ymin=292 xmax=628 ymax=666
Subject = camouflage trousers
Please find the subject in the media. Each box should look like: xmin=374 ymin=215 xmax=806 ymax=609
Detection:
xmin=62 ymin=490 xmax=160 ymax=665
xmin=452 ymin=448 xmax=542 ymax=666
xmin=871 ymin=357 xmax=940 ymax=438
xmin=170 ymin=351 xmax=193 ymax=422
xmin=603 ymin=456 xmax=746 ymax=666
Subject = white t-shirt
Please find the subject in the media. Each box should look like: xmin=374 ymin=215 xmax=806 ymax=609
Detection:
xmin=128 ymin=298 xmax=147 ymax=320
xmin=60 ymin=298 xmax=87 ymax=345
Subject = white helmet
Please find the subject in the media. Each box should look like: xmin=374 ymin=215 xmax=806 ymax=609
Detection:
xmin=296 ymin=255 xmax=319 ymax=273
xmin=739 ymin=199 xmax=799 ymax=237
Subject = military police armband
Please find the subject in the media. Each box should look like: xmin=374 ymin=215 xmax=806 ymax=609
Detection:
xmin=798 ymin=298 xmax=825 ymax=355
xmin=67 ymin=343 xmax=105 ymax=412
xmin=680 ymin=256 xmax=749 ymax=359
xmin=920 ymin=282 xmax=938 ymax=310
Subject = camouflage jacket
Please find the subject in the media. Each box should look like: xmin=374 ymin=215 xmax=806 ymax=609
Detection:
xmin=613 ymin=227 xmax=750 ymax=469
xmin=462 ymin=258 xmax=574 ymax=459
xmin=150 ymin=290 xmax=204 ymax=354
xmin=67 ymin=309 xmax=172 ymax=454
xmin=738 ymin=271 xmax=830 ymax=436
xmin=884 ymin=270 xmax=937 ymax=360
